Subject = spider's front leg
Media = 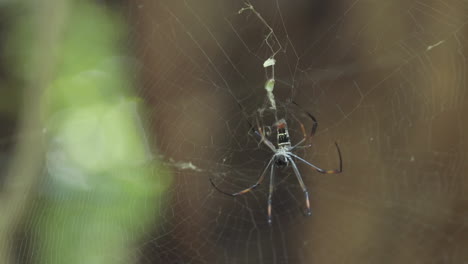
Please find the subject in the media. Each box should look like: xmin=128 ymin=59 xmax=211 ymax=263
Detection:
xmin=290 ymin=101 xmax=319 ymax=150
xmin=251 ymin=116 xmax=276 ymax=152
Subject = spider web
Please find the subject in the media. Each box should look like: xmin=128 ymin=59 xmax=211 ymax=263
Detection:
xmin=3 ymin=0 xmax=467 ymax=263
xmin=128 ymin=0 xmax=468 ymax=263
xmin=121 ymin=0 xmax=468 ymax=263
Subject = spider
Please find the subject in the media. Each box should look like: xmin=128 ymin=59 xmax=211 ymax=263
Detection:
xmin=210 ymin=107 xmax=343 ymax=224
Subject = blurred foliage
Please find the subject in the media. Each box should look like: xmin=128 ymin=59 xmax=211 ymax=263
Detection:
xmin=1 ymin=1 xmax=171 ymax=264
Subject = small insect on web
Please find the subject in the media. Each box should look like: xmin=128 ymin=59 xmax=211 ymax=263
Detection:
xmin=210 ymin=103 xmax=343 ymax=224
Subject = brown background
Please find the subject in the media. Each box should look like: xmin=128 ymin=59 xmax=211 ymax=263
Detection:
xmin=133 ymin=0 xmax=468 ymax=263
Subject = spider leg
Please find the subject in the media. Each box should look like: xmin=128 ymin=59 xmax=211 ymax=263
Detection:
xmin=289 ymin=114 xmax=308 ymax=150
xmin=292 ymin=101 xmax=318 ymax=137
xmin=287 ymin=156 xmax=312 ymax=216
xmin=267 ymin=160 xmax=275 ymax=225
xmin=289 ymin=103 xmax=318 ymax=150
xmin=243 ymin=111 xmax=276 ymax=152
xmin=289 ymin=142 xmax=343 ymax=174
xmin=254 ymin=116 xmax=276 ymax=152
xmin=290 ymin=137 xmax=306 ymax=150
xmin=210 ymin=155 xmax=276 ymax=197
xmin=254 ymin=130 xmax=276 ymax=152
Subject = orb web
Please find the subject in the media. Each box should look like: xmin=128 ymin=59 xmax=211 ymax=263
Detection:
xmin=127 ymin=0 xmax=468 ymax=263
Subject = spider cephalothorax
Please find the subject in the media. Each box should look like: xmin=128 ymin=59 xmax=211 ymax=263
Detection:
xmin=274 ymin=155 xmax=288 ymax=168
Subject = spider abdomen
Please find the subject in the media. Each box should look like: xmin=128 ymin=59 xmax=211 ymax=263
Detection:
xmin=276 ymin=120 xmax=291 ymax=148
xmin=278 ymin=133 xmax=289 ymax=144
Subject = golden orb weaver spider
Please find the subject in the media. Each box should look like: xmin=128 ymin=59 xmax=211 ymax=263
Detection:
xmin=210 ymin=104 xmax=343 ymax=224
